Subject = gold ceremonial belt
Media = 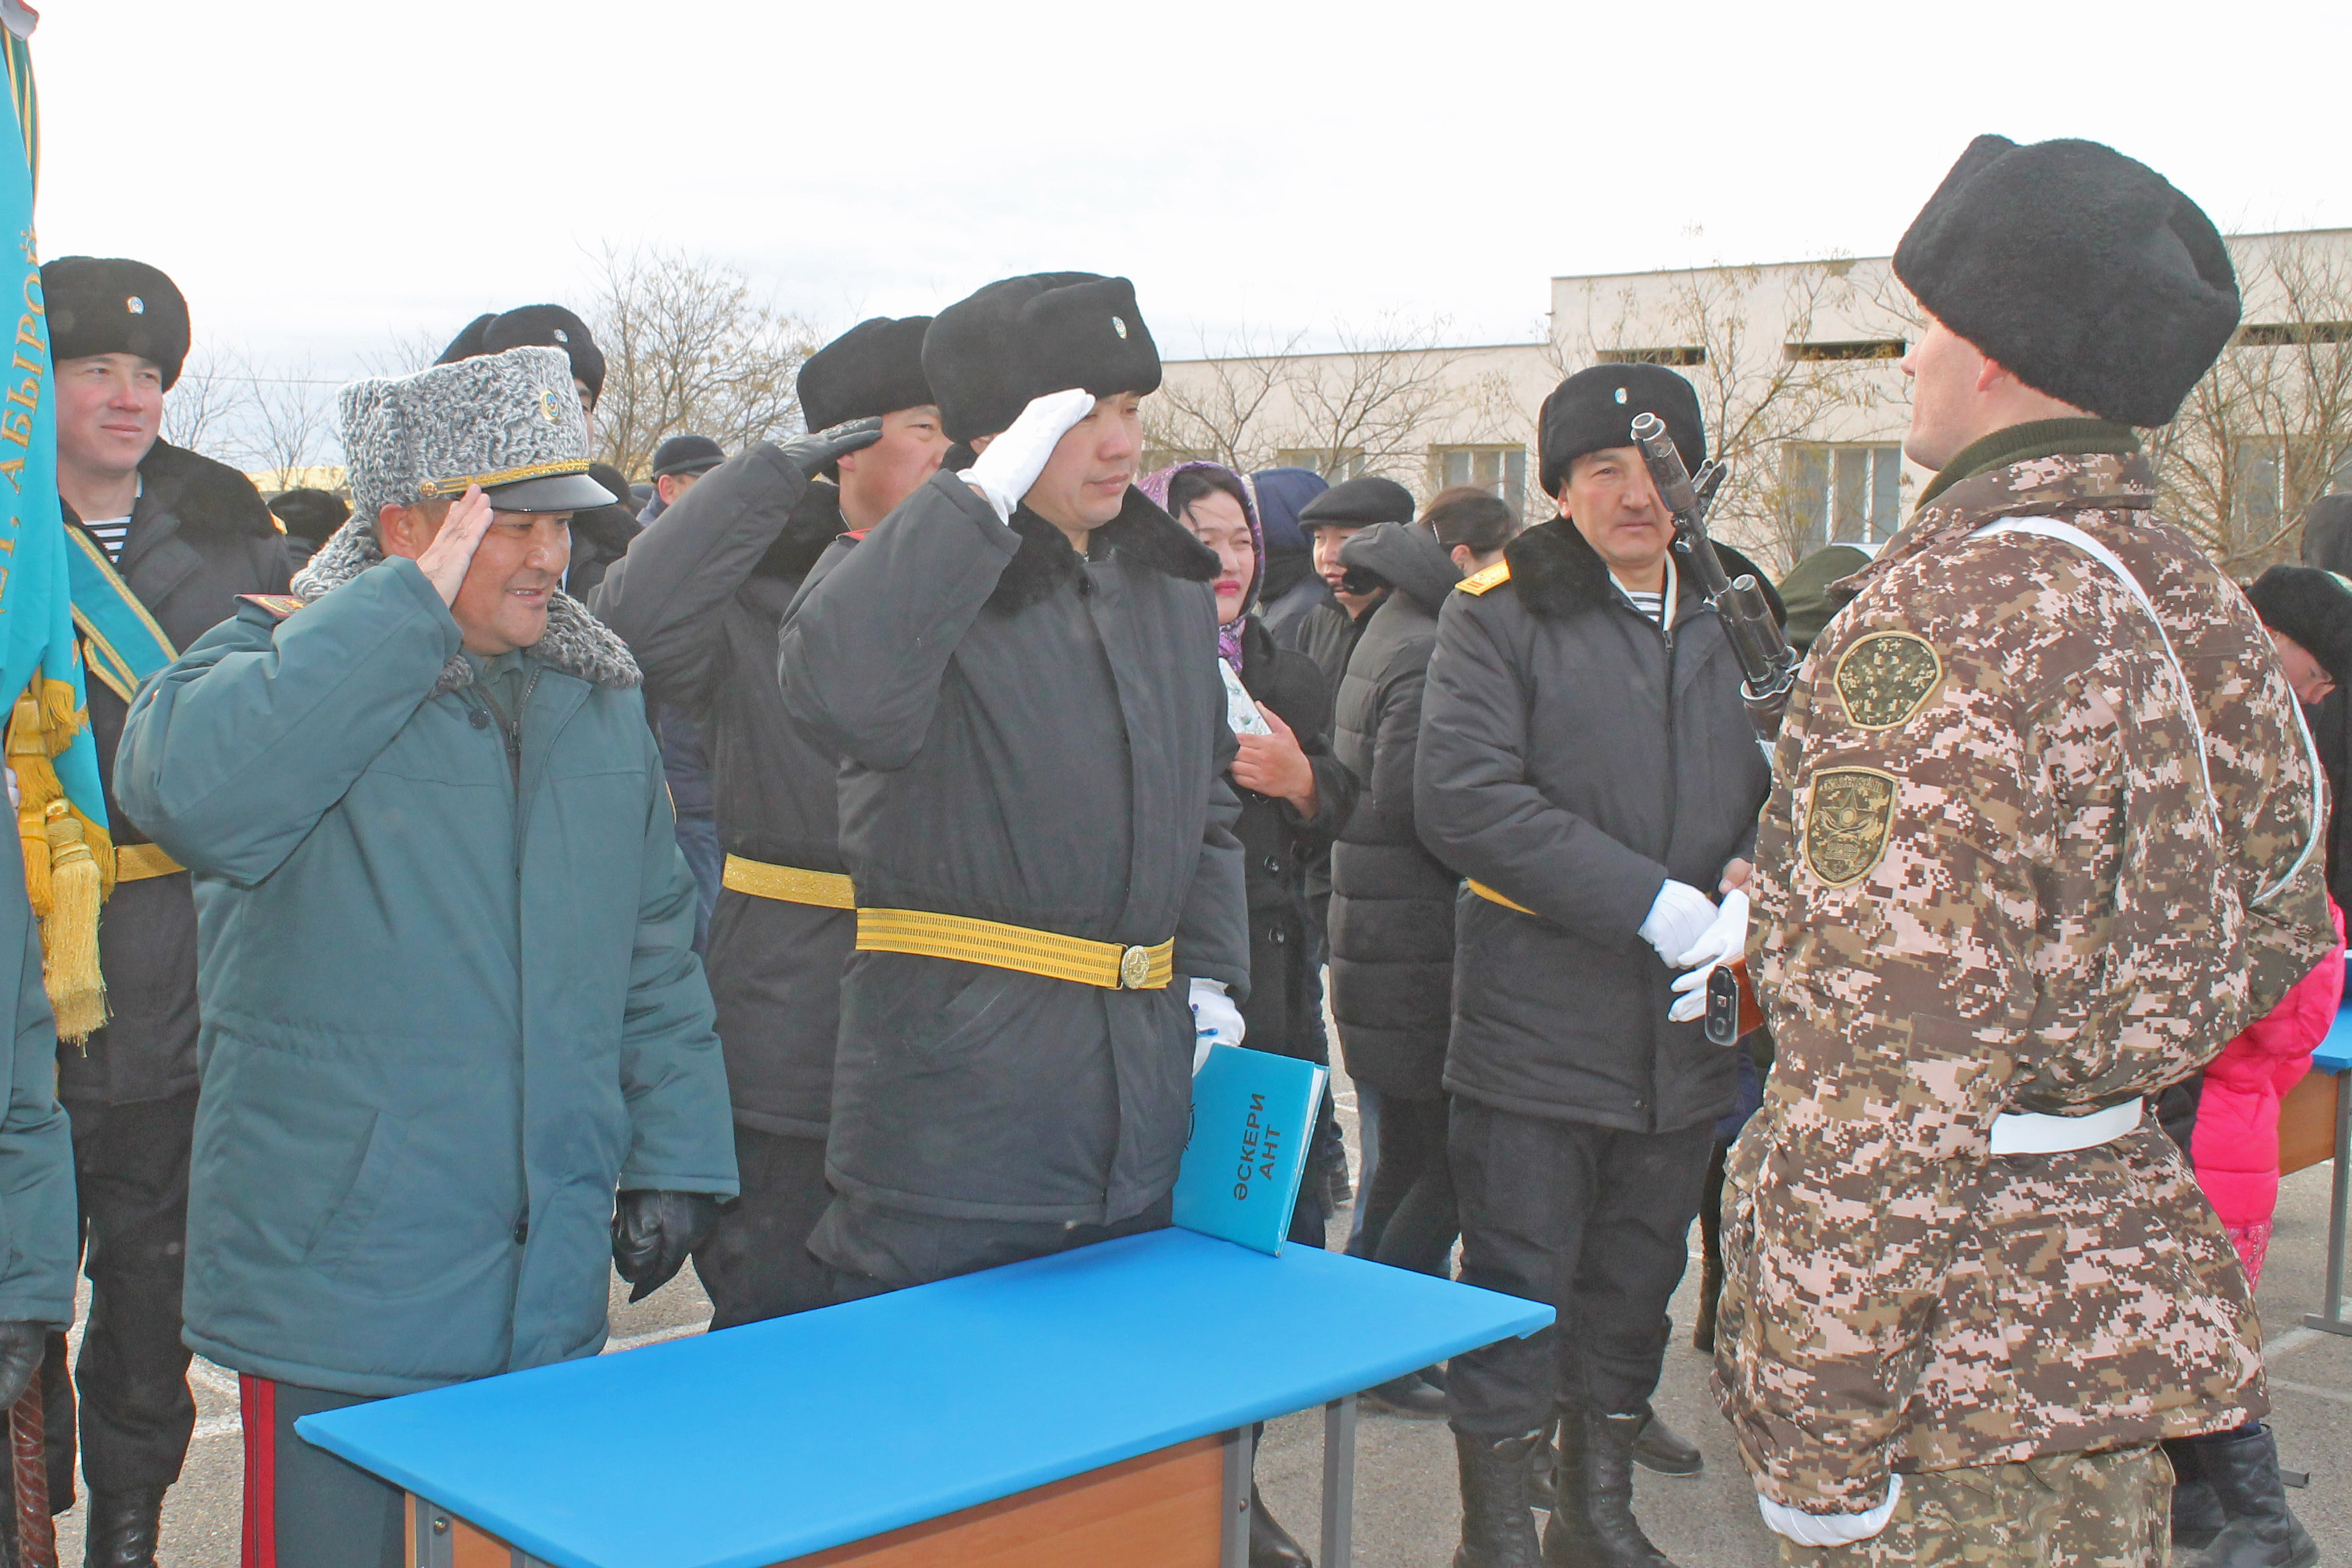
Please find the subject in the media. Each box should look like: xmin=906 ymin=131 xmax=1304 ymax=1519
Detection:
xmin=855 ymin=907 xmax=1174 ymax=991
xmin=721 ymin=854 xmax=855 ymax=911
xmin=1467 ymin=879 xmax=1538 ymax=916
xmin=115 ymin=843 xmax=184 ymax=882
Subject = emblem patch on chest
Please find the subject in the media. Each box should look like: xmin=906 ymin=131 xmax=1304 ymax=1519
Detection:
xmin=1834 ymin=631 xmax=1944 ymax=730
xmin=1804 ymin=767 xmax=1898 ymax=887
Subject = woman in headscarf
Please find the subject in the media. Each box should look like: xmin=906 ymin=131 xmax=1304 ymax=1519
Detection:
xmin=1143 ymin=461 xmax=1361 ymax=1568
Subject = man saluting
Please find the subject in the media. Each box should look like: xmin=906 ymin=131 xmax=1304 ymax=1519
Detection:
xmin=781 ymin=274 xmax=1250 ymax=1294
xmin=116 ymin=347 xmax=735 ymax=1565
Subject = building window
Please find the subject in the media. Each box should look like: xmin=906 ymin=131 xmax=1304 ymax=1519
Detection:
xmin=2239 ymin=321 xmax=2352 ymax=347
xmin=1431 ymin=445 xmax=1528 ymax=512
xmin=1787 ymin=443 xmax=1903 ymax=552
xmin=1596 ymin=346 xmax=1705 ymax=366
xmin=1274 ymin=448 xmax=1366 ymax=482
xmin=1783 ymin=339 xmax=1907 ymax=362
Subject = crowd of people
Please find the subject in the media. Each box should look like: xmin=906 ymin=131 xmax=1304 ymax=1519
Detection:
xmin=0 ymin=128 xmax=2337 ymax=1568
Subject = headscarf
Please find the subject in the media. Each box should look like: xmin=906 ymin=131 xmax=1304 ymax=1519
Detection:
xmin=1142 ymin=460 xmax=1262 ymax=675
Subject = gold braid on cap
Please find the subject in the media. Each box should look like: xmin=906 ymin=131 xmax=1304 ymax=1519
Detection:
xmin=416 ymin=457 xmax=593 ymax=498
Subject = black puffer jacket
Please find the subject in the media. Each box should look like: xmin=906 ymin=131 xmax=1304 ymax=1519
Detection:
xmin=1415 ymin=521 xmax=1773 ymax=1134
xmin=67 ymin=441 xmax=292 ymax=1105
xmin=1327 ymin=522 xmax=1461 ymax=1097
xmin=1231 ymin=619 xmax=1359 ymax=1062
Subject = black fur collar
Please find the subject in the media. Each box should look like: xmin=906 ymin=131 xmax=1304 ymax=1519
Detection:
xmin=987 ymin=485 xmax=1219 ymax=614
xmin=1502 ymin=518 xmax=1785 ymax=624
xmin=133 ymin=441 xmax=278 ymax=539
xmin=755 ymin=479 xmax=848 ymax=582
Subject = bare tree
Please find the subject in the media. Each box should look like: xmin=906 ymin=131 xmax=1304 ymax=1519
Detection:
xmin=1555 ymin=260 xmax=1893 ymax=573
xmin=239 ymin=353 xmax=339 ymax=486
xmin=587 ymin=245 xmax=819 ymax=479
xmin=2147 ymin=233 xmax=2352 ymax=573
xmin=1142 ymin=323 xmax=1310 ymax=474
xmin=160 ymin=344 xmax=242 ymax=455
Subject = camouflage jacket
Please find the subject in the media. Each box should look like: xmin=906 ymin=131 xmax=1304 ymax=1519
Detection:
xmin=1713 ymin=448 xmax=2333 ymax=1514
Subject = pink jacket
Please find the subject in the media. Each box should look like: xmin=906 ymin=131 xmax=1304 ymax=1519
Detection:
xmin=2191 ymin=899 xmax=2345 ymax=1231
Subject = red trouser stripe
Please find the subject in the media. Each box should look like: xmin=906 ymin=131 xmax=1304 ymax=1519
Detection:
xmin=240 ymin=1374 xmax=277 ymax=1568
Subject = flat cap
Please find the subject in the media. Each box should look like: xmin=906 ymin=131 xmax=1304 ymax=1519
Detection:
xmin=340 ymin=346 xmax=614 ymax=522
xmin=43 ymin=257 xmax=190 ymax=388
xmin=649 ymin=435 xmax=726 ymax=479
xmin=1298 ymin=475 xmax=1416 ymax=530
xmin=923 ymin=273 xmax=1160 ymax=443
xmin=1539 ymin=364 xmax=1704 ymax=503
xmin=799 ymin=316 xmax=935 ymax=431
xmin=1894 ymin=135 xmax=2237 ymax=427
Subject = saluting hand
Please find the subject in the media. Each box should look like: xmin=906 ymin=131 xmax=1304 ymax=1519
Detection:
xmin=414 ymin=484 xmax=495 ymax=608
xmin=1231 ymin=703 xmax=1319 ymax=816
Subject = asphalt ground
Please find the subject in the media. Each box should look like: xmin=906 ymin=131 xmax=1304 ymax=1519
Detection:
xmin=39 ymin=1068 xmax=2352 ymax=1567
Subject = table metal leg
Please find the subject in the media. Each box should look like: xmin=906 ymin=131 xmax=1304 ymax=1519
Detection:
xmin=2305 ymin=1069 xmax=2352 ymax=1337
xmin=1321 ymin=1395 xmax=1358 ymax=1568
xmin=411 ymin=1494 xmax=455 ymax=1568
xmin=1220 ymin=1425 xmax=1255 ymax=1568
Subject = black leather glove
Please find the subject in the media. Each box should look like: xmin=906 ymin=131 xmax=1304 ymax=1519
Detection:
xmin=0 ymin=1320 xmax=43 ymax=1409
xmin=777 ymin=416 xmax=883 ymax=478
xmin=611 ymin=1189 xmax=725 ymax=1303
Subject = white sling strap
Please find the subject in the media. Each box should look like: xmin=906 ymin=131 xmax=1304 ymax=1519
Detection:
xmin=1974 ymin=517 xmax=2322 ymax=910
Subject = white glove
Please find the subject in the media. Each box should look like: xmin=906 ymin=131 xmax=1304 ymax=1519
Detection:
xmin=1668 ymin=888 xmax=1749 ymax=1023
xmin=1638 ymin=879 xmax=1717 ymax=966
xmin=1190 ymin=978 xmax=1244 ymax=1074
xmin=962 ymin=388 xmax=1097 ymax=522
xmin=1756 ymin=1475 xmax=1900 ymax=1547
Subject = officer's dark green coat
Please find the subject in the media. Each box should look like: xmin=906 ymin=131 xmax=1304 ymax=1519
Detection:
xmin=115 ymin=541 xmax=736 ymax=1396
xmin=0 ymin=826 xmax=82 ymax=1329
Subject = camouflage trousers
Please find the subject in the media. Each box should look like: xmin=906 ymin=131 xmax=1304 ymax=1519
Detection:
xmin=1778 ymin=1444 xmax=2171 ymax=1568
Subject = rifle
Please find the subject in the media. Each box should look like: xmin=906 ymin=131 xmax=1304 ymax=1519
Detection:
xmin=1628 ymin=412 xmax=1799 ymax=742
xmin=1628 ymin=412 xmax=1789 ymax=1047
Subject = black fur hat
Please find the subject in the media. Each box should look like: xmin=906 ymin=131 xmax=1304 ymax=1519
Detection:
xmin=2248 ymin=565 xmax=2352 ymax=685
xmin=1894 ymin=135 xmax=2238 ymax=427
xmin=44 ymin=257 xmax=190 ymax=388
xmin=1299 ymin=475 xmax=1415 ymax=530
xmin=267 ymin=486 xmax=350 ymax=545
xmin=435 ymin=313 xmax=495 ymax=366
xmin=923 ymin=274 xmax=1160 ymax=443
xmin=800 ymin=316 xmax=935 ymax=431
xmin=480 ymin=306 xmax=606 ymax=404
xmin=1539 ymin=364 xmax=1704 ymax=503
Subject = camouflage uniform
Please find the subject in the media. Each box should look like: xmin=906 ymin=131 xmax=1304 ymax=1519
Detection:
xmin=1777 ymin=1445 xmax=2172 ymax=1568
xmin=1714 ymin=445 xmax=2333 ymax=1538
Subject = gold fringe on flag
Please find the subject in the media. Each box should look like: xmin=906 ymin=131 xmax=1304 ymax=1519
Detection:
xmin=8 ymin=680 xmax=111 ymax=1044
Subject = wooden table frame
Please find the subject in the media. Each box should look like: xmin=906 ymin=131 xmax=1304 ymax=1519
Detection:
xmin=405 ymin=1394 xmax=1363 ymax=1568
xmin=2302 ymin=1066 xmax=2352 ymax=1337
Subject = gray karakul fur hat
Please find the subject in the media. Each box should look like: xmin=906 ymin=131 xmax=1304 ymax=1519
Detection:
xmin=337 ymin=345 xmax=615 ymax=522
xmin=922 ymin=273 xmax=1160 ymax=443
xmin=2247 ymin=565 xmax=2352 ymax=686
xmin=1894 ymin=135 xmax=2239 ymax=427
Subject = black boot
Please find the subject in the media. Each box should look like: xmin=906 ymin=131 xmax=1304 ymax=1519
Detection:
xmin=2166 ymin=1435 xmax=2225 ymax=1551
xmin=2196 ymin=1426 xmax=2317 ymax=1568
xmin=1364 ymin=1368 xmax=1450 ymax=1419
xmin=1251 ymin=1484 xmax=1311 ymax=1568
xmin=1544 ymin=1411 xmax=1677 ymax=1568
xmin=1628 ymin=1409 xmax=1703 ymax=1479
xmin=85 ymin=1487 xmax=166 ymax=1568
xmin=1453 ymin=1427 xmax=1546 ymax=1568
xmin=1693 ymin=1140 xmax=1728 ymax=1354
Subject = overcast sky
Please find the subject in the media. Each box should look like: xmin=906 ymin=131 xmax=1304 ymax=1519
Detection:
xmin=27 ymin=0 xmax=2352 ymax=380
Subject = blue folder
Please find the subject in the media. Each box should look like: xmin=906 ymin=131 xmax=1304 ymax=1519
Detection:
xmin=1173 ymin=1044 xmax=1327 ymax=1254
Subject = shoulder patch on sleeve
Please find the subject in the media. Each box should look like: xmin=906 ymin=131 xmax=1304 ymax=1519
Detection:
xmin=238 ymin=594 xmax=309 ymax=620
xmin=1803 ymin=767 xmax=1898 ymax=887
xmin=1456 ymin=559 xmax=1510 ymax=596
xmin=1834 ymin=631 xmax=1944 ymax=730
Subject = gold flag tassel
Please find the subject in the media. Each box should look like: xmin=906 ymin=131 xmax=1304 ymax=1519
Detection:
xmin=9 ymin=681 xmax=113 ymax=1043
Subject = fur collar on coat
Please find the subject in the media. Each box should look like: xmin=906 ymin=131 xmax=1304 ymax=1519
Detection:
xmin=987 ymin=484 xmax=1219 ymax=614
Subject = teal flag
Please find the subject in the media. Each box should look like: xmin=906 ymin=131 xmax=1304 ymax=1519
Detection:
xmin=0 ymin=30 xmax=106 ymax=844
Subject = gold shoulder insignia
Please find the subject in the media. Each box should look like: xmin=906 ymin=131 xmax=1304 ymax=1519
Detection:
xmin=1834 ymin=631 xmax=1944 ymax=730
xmin=239 ymin=594 xmax=309 ymax=620
xmin=1803 ymin=767 xmax=1898 ymax=887
xmin=1456 ymin=559 xmax=1511 ymax=596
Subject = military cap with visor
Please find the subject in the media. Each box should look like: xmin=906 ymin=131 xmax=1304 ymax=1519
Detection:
xmin=339 ymin=345 xmax=616 ymax=522
xmin=42 ymin=256 xmax=192 ymax=388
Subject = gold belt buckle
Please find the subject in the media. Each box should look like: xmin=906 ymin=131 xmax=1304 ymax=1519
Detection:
xmin=1118 ymin=945 xmax=1152 ymax=989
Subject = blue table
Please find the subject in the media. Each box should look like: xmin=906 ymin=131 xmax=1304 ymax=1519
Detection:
xmin=2307 ymin=975 xmax=2352 ymax=1336
xmin=300 ymin=1227 xmax=1551 ymax=1568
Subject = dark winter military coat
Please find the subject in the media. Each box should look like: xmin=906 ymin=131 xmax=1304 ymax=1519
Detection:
xmin=115 ymin=537 xmax=735 ymax=1397
xmin=1327 ymin=522 xmax=1461 ymax=1098
xmin=780 ymin=471 xmax=1251 ymax=1226
xmin=592 ymin=447 xmax=852 ymax=1139
xmin=1231 ymin=618 xmax=1358 ymax=1062
xmin=0 ymin=826 xmax=81 ymax=1328
xmin=1415 ymin=520 xmax=1771 ymax=1135
xmin=66 ymin=441 xmax=290 ymax=1107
